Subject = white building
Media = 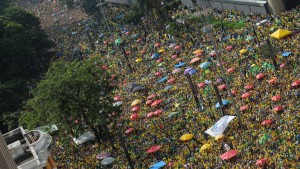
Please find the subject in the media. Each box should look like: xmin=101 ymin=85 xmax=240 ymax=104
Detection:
xmin=2 ymin=127 xmax=57 ymax=169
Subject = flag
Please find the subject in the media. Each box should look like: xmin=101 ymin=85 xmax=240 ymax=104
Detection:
xmin=205 ymin=115 xmax=236 ymax=137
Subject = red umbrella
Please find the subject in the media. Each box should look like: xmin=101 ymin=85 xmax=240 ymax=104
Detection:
xmin=154 ymin=43 xmax=161 ymax=47
xmin=242 ymin=92 xmax=251 ymax=99
xmin=125 ymin=128 xmax=134 ymax=134
xmin=155 ymin=71 xmax=162 ymax=77
xmin=167 ymin=78 xmax=176 ymax=84
xmin=174 ymin=45 xmax=181 ymax=50
xmin=256 ymin=158 xmax=268 ymax=165
xmin=147 ymin=93 xmax=157 ymax=100
xmin=291 ymin=80 xmax=300 ymax=88
xmin=171 ymin=54 xmax=178 ymax=59
xmin=240 ymin=105 xmax=249 ymax=111
xmin=198 ymin=82 xmax=206 ymax=88
xmin=146 ymin=100 xmax=154 ymax=106
xmin=268 ymin=78 xmax=277 ymax=85
xmin=256 ymin=73 xmax=265 ymax=80
xmin=130 ymin=113 xmax=139 ymax=120
xmin=114 ymin=95 xmax=121 ymax=101
xmin=154 ymin=109 xmax=163 ymax=115
xmin=227 ymin=67 xmax=235 ymax=73
xmin=156 ymin=58 xmax=163 ymax=63
xmin=102 ymin=65 xmax=108 ymax=70
xmin=231 ymin=89 xmax=238 ymax=96
xmin=195 ymin=53 xmax=203 ymax=57
xmin=103 ymin=41 xmax=108 ymax=45
xmin=146 ymin=145 xmax=161 ymax=154
xmin=271 ymin=95 xmax=281 ymax=102
xmin=220 ymin=150 xmax=238 ymax=160
xmin=261 ymin=120 xmax=273 ymax=125
xmin=245 ymin=84 xmax=254 ymax=90
xmin=273 ymin=106 xmax=283 ymax=112
xmin=147 ymin=112 xmax=155 ymax=118
xmin=131 ymin=106 xmax=140 ymax=112
xmin=225 ymin=46 xmax=233 ymax=51
xmin=218 ymin=84 xmax=227 ymax=91
xmin=151 ymin=100 xmax=163 ymax=107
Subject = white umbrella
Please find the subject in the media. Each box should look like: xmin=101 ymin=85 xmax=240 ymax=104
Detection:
xmin=168 ymin=43 xmax=176 ymax=48
xmin=101 ymin=157 xmax=115 ymax=165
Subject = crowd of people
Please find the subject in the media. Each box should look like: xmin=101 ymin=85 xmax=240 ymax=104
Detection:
xmin=17 ymin=0 xmax=300 ymax=168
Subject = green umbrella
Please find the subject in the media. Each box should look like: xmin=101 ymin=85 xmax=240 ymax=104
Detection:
xmin=115 ymin=38 xmax=122 ymax=45
xmin=259 ymin=134 xmax=270 ymax=145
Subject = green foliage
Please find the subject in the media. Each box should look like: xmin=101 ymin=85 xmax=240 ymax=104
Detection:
xmin=0 ymin=0 xmax=10 ymax=15
xmin=20 ymin=57 xmax=119 ymax=138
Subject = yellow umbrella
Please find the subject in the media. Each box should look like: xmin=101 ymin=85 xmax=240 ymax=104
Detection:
xmin=136 ymin=58 xmax=142 ymax=63
xmin=200 ymin=144 xmax=211 ymax=152
xmin=193 ymin=49 xmax=204 ymax=55
xmin=131 ymin=99 xmax=141 ymax=106
xmin=270 ymin=28 xmax=292 ymax=39
xmin=158 ymin=49 xmax=165 ymax=53
xmin=239 ymin=49 xmax=248 ymax=54
xmin=190 ymin=57 xmax=201 ymax=64
xmin=180 ymin=134 xmax=193 ymax=141
xmin=215 ymin=135 xmax=225 ymax=141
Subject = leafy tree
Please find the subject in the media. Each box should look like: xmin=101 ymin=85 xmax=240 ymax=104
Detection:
xmin=20 ymin=57 xmax=120 ymax=145
xmin=0 ymin=0 xmax=10 ymax=15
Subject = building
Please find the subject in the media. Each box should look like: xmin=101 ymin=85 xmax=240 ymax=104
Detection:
xmin=0 ymin=127 xmax=57 ymax=169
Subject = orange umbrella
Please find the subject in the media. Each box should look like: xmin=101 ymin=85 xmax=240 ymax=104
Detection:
xmin=125 ymin=128 xmax=134 ymax=134
xmin=271 ymin=95 xmax=281 ymax=102
xmin=220 ymin=150 xmax=238 ymax=160
xmin=256 ymin=73 xmax=265 ymax=80
xmin=130 ymin=113 xmax=139 ymax=120
xmin=261 ymin=120 xmax=273 ymax=125
xmin=146 ymin=146 xmax=161 ymax=154
xmin=198 ymin=82 xmax=206 ymax=88
xmin=242 ymin=92 xmax=251 ymax=99
xmin=190 ymin=57 xmax=201 ymax=64
xmin=240 ymin=105 xmax=249 ymax=111
xmin=147 ymin=93 xmax=157 ymax=100
xmin=245 ymin=84 xmax=254 ymax=90
xmin=273 ymin=106 xmax=283 ymax=112
xmin=151 ymin=100 xmax=163 ymax=107
xmin=227 ymin=67 xmax=235 ymax=73
xmin=268 ymin=78 xmax=277 ymax=84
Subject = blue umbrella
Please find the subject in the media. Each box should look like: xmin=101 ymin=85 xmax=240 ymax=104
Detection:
xmin=164 ymin=85 xmax=172 ymax=91
xmin=215 ymin=100 xmax=229 ymax=108
xmin=149 ymin=161 xmax=166 ymax=169
xmin=175 ymin=62 xmax=186 ymax=68
xmin=157 ymin=76 xmax=168 ymax=83
xmin=282 ymin=52 xmax=292 ymax=57
xmin=151 ymin=53 xmax=160 ymax=59
xmin=200 ymin=62 xmax=211 ymax=69
xmin=184 ymin=68 xmax=197 ymax=75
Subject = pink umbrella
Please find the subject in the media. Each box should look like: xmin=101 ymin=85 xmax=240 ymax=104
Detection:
xmin=220 ymin=150 xmax=238 ymax=160
xmin=147 ymin=112 xmax=155 ymax=118
xmin=273 ymin=106 xmax=283 ymax=112
xmin=130 ymin=113 xmax=139 ymax=120
xmin=256 ymin=158 xmax=268 ymax=165
xmin=271 ymin=95 xmax=281 ymax=102
xmin=227 ymin=67 xmax=235 ymax=73
xmin=146 ymin=145 xmax=161 ymax=154
xmin=154 ymin=43 xmax=161 ymax=47
xmin=147 ymin=93 xmax=157 ymax=100
xmin=151 ymin=100 xmax=163 ymax=107
xmin=114 ymin=95 xmax=121 ymax=101
xmin=154 ymin=109 xmax=163 ymax=115
xmin=190 ymin=57 xmax=201 ymax=64
xmin=231 ymin=89 xmax=238 ymax=96
xmin=171 ymin=54 xmax=178 ymax=59
xmin=240 ymin=105 xmax=249 ymax=111
xmin=146 ymin=100 xmax=154 ymax=106
xmin=155 ymin=71 xmax=162 ymax=77
xmin=174 ymin=45 xmax=181 ymax=50
xmin=256 ymin=73 xmax=265 ymax=80
xmin=242 ymin=92 xmax=251 ymax=99
xmin=125 ymin=31 xmax=131 ymax=35
xmin=245 ymin=84 xmax=254 ymax=90
xmin=268 ymin=78 xmax=277 ymax=85
xmin=225 ymin=46 xmax=233 ymax=51
xmin=261 ymin=120 xmax=273 ymax=125
xmin=125 ymin=128 xmax=134 ymax=134
xmin=291 ymin=80 xmax=300 ymax=88
xmin=167 ymin=78 xmax=176 ymax=84
xmin=198 ymin=82 xmax=206 ymax=88
xmin=218 ymin=84 xmax=227 ymax=91
xmin=156 ymin=58 xmax=163 ymax=63
xmin=280 ymin=63 xmax=286 ymax=68
xmin=131 ymin=106 xmax=140 ymax=112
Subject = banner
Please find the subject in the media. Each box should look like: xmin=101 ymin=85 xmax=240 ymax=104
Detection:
xmin=205 ymin=115 xmax=236 ymax=137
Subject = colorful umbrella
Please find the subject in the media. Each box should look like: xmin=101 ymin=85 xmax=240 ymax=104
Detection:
xmin=227 ymin=67 xmax=235 ymax=73
xmin=180 ymin=134 xmax=193 ymax=141
xmin=225 ymin=46 xmax=233 ymax=51
xmin=131 ymin=106 xmax=140 ymax=112
xmin=231 ymin=90 xmax=238 ymax=96
xmin=221 ymin=150 xmax=238 ymax=160
xmin=256 ymin=158 xmax=268 ymax=165
xmin=240 ymin=105 xmax=249 ymax=111
xmin=146 ymin=145 xmax=161 ymax=154
xmin=175 ymin=62 xmax=186 ymax=68
xmin=215 ymin=100 xmax=229 ymax=108
xmin=273 ymin=106 xmax=283 ymax=112
xmin=198 ymin=82 xmax=207 ymax=88
xmin=184 ymin=68 xmax=197 ymax=75
xmin=256 ymin=73 xmax=265 ymax=80
xmin=125 ymin=127 xmax=134 ymax=134
xmin=114 ymin=95 xmax=121 ymax=101
xmin=131 ymin=99 xmax=141 ymax=106
xmin=151 ymin=100 xmax=163 ymax=107
xmin=282 ymin=52 xmax=292 ymax=57
xmin=200 ymin=144 xmax=211 ymax=152
xmin=156 ymin=58 xmax=163 ymax=63
xmin=195 ymin=52 xmax=203 ymax=57
xmin=130 ymin=113 xmax=139 ymax=120
xmin=172 ymin=68 xmax=182 ymax=74
xmin=169 ymin=43 xmax=176 ymax=48
xmin=101 ymin=157 xmax=115 ymax=165
xmin=261 ymin=120 xmax=273 ymax=125
xmin=193 ymin=49 xmax=204 ymax=54
xmin=291 ymin=80 xmax=300 ymax=88
xmin=174 ymin=45 xmax=181 ymax=50
xmin=154 ymin=109 xmax=164 ymax=115
xmin=154 ymin=43 xmax=161 ymax=47
xmin=147 ymin=93 xmax=157 ymax=100
xmin=171 ymin=54 xmax=178 ymax=59
xmin=157 ymin=76 xmax=168 ymax=83
xmin=155 ymin=71 xmax=163 ymax=77
xmin=242 ymin=92 xmax=251 ymax=99
xmin=190 ymin=57 xmax=201 ymax=64
xmin=167 ymin=78 xmax=176 ymax=84
xmin=146 ymin=100 xmax=154 ymax=106
xmin=151 ymin=53 xmax=160 ymax=59
xmin=147 ymin=112 xmax=155 ymax=118
xmin=218 ymin=84 xmax=227 ymax=91
xmin=239 ymin=49 xmax=248 ymax=54
xmin=136 ymin=58 xmax=142 ymax=63
xmin=200 ymin=62 xmax=211 ymax=69
xmin=268 ymin=78 xmax=277 ymax=84
xmin=215 ymin=135 xmax=225 ymax=141
xmin=149 ymin=161 xmax=166 ymax=169
xmin=158 ymin=49 xmax=165 ymax=53
xmin=244 ymin=84 xmax=254 ymax=90
xmin=271 ymin=95 xmax=281 ymax=102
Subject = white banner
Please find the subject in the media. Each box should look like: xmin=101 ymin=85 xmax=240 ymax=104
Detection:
xmin=205 ymin=115 xmax=236 ymax=137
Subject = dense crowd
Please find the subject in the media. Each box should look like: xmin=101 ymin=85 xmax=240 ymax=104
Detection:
xmin=18 ymin=0 xmax=300 ymax=168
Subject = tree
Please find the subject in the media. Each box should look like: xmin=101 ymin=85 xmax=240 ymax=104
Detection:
xmin=19 ymin=57 xmax=120 ymax=145
xmin=0 ymin=0 xmax=10 ymax=15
